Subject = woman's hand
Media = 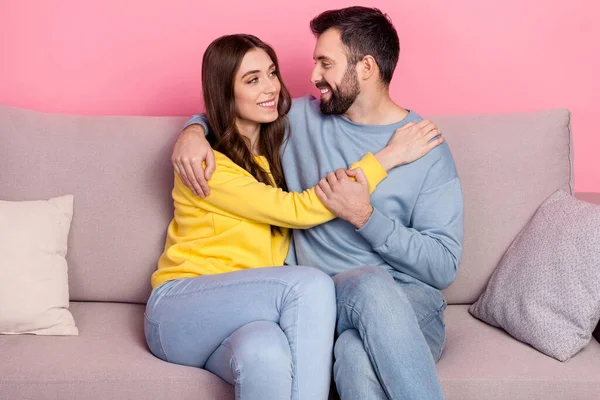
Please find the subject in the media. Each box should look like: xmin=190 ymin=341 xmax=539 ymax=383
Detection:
xmin=375 ymin=120 xmax=444 ymax=172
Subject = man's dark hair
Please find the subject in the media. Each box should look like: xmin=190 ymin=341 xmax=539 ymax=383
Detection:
xmin=310 ymin=6 xmax=400 ymax=86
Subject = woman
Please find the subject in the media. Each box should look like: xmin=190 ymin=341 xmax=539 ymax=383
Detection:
xmin=145 ymin=34 xmax=442 ymax=400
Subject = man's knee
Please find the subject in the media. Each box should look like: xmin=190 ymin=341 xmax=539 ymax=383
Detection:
xmin=335 ymin=329 xmax=367 ymax=365
xmin=334 ymin=329 xmax=384 ymax=398
xmin=334 ymin=266 xmax=397 ymax=304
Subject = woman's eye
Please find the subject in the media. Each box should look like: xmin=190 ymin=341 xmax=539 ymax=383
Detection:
xmin=269 ymin=71 xmax=277 ymax=77
xmin=248 ymin=78 xmax=258 ymax=84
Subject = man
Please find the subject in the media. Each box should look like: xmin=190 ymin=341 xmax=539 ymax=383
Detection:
xmin=173 ymin=7 xmax=463 ymax=399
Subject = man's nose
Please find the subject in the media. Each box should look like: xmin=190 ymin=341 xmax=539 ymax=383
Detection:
xmin=310 ymin=66 xmax=321 ymax=85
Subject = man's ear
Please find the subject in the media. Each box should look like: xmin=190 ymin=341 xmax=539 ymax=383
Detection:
xmin=358 ymin=55 xmax=378 ymax=80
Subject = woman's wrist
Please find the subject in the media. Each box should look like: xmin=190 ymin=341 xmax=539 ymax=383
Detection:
xmin=374 ymin=147 xmax=405 ymax=172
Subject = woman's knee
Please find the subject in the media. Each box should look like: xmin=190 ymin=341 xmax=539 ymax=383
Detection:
xmin=285 ymin=266 xmax=336 ymax=309
xmin=289 ymin=266 xmax=334 ymax=290
xmin=227 ymin=321 xmax=292 ymax=375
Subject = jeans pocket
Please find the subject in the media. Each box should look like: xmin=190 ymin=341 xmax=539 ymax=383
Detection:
xmin=144 ymin=313 xmax=168 ymax=362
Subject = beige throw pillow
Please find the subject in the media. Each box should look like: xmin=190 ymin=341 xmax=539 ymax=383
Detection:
xmin=0 ymin=195 xmax=78 ymax=335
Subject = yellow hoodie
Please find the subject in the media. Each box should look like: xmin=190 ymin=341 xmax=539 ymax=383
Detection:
xmin=151 ymin=151 xmax=387 ymax=289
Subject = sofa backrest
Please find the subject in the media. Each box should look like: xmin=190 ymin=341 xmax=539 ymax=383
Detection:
xmin=432 ymin=110 xmax=573 ymax=303
xmin=0 ymin=105 xmax=572 ymax=304
xmin=0 ymin=105 xmax=183 ymax=303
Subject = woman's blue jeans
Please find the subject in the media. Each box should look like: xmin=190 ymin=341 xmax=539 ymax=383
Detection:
xmin=144 ymin=266 xmax=337 ymax=400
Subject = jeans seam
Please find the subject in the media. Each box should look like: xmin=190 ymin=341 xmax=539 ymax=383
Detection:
xmin=280 ymin=285 xmax=300 ymax=398
xmin=418 ymin=306 xmax=446 ymax=362
xmin=158 ymin=278 xmax=299 ymax=299
xmin=144 ymin=314 xmax=169 ymax=362
xmin=436 ymin=330 xmax=446 ymax=363
xmin=225 ymin=341 xmax=243 ymax=399
xmin=418 ymin=301 xmax=446 ymax=328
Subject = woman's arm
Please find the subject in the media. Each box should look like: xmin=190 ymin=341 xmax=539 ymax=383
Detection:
xmin=175 ymin=152 xmax=386 ymax=229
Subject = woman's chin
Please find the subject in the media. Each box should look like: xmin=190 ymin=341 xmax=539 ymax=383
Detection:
xmin=254 ymin=112 xmax=280 ymax=124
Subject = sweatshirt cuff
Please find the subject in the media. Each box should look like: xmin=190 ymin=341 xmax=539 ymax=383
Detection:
xmin=182 ymin=114 xmax=208 ymax=133
xmin=349 ymin=152 xmax=388 ymax=193
xmin=356 ymin=206 xmax=395 ymax=249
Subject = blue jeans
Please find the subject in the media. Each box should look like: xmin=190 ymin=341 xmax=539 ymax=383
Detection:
xmin=332 ymin=266 xmax=446 ymax=400
xmin=144 ymin=266 xmax=337 ymax=400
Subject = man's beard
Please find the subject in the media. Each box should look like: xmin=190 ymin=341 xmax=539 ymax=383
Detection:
xmin=319 ymin=67 xmax=360 ymax=115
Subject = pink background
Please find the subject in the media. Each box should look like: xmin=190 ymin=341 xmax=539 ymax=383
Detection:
xmin=1 ymin=0 xmax=598 ymax=191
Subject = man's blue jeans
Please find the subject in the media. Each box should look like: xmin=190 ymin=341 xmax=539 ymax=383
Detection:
xmin=333 ymin=266 xmax=446 ymax=400
xmin=144 ymin=266 xmax=337 ymax=400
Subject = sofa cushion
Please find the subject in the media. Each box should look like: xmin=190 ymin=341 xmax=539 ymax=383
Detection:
xmin=432 ymin=109 xmax=573 ymax=303
xmin=0 ymin=302 xmax=233 ymax=400
xmin=439 ymin=305 xmax=600 ymax=399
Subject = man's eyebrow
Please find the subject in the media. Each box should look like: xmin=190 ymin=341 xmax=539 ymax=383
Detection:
xmin=241 ymin=64 xmax=276 ymax=79
xmin=314 ymin=56 xmax=333 ymax=62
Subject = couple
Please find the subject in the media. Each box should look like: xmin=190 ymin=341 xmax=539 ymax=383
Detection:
xmin=145 ymin=6 xmax=463 ymax=400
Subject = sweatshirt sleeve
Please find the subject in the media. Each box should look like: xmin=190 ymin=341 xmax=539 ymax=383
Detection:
xmin=356 ymin=159 xmax=464 ymax=290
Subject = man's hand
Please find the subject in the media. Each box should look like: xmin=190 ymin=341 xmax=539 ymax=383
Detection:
xmin=375 ymin=120 xmax=444 ymax=172
xmin=315 ymin=168 xmax=373 ymax=229
xmin=172 ymin=125 xmax=215 ymax=198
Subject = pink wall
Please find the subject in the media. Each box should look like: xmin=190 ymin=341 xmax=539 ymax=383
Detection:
xmin=1 ymin=0 xmax=598 ymax=191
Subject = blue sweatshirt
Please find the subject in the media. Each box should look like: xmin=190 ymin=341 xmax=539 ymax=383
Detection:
xmin=185 ymin=95 xmax=463 ymax=290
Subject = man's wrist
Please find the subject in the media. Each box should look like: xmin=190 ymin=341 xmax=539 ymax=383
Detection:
xmin=351 ymin=205 xmax=374 ymax=229
xmin=183 ymin=124 xmax=205 ymax=135
xmin=182 ymin=125 xmax=209 ymax=146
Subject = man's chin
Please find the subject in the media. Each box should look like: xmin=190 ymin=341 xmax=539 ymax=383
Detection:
xmin=320 ymin=102 xmax=346 ymax=115
xmin=319 ymin=99 xmax=339 ymax=115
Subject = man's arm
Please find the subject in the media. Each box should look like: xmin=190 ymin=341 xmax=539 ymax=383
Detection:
xmin=317 ymin=154 xmax=463 ymax=290
xmin=172 ymin=114 xmax=214 ymax=197
xmin=356 ymin=175 xmax=463 ymax=290
xmin=174 ymin=116 xmax=444 ymax=199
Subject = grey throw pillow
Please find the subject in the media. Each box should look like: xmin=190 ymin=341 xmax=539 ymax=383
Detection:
xmin=469 ymin=189 xmax=600 ymax=361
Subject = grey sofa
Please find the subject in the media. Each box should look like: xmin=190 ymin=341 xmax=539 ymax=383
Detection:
xmin=1 ymin=104 xmax=599 ymax=400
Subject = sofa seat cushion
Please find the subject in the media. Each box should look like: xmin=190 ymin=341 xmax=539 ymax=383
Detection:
xmin=439 ymin=305 xmax=600 ymax=399
xmin=0 ymin=302 xmax=233 ymax=400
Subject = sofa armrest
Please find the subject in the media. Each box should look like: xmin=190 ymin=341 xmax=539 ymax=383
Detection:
xmin=575 ymin=192 xmax=600 ymax=205
xmin=576 ymin=193 xmax=600 ymax=342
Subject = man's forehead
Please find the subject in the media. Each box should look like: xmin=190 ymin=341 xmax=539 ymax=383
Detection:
xmin=313 ymin=30 xmax=346 ymax=61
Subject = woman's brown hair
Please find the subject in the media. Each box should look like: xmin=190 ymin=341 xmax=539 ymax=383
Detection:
xmin=201 ymin=34 xmax=292 ymax=196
